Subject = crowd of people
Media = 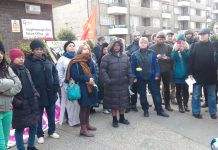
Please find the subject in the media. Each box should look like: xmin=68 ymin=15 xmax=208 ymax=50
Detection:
xmin=1 ymin=23 xmax=218 ymax=150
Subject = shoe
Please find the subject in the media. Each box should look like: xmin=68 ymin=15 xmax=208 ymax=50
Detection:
xmin=112 ymin=121 xmax=119 ymax=128
xmin=80 ymin=130 xmax=94 ymax=137
xmin=192 ymin=114 xmax=202 ymax=119
xmin=37 ymin=137 xmax=44 ymax=144
xmin=144 ymin=111 xmax=149 ymax=117
xmin=201 ymin=102 xmax=208 ymax=108
xmin=119 ymin=119 xmax=130 ymax=125
xmin=49 ymin=133 xmax=60 ymax=139
xmin=131 ymin=106 xmax=138 ymax=112
xmin=179 ymin=107 xmax=185 ymax=113
xmin=165 ymin=105 xmax=173 ymax=112
xmin=87 ymin=124 xmax=97 ymax=131
xmin=27 ymin=147 xmax=38 ymax=150
xmin=157 ymin=112 xmax=169 ymax=117
xmin=210 ymin=114 xmax=217 ymax=119
xmin=184 ymin=106 xmax=190 ymax=112
xmin=103 ymin=109 xmax=111 ymax=114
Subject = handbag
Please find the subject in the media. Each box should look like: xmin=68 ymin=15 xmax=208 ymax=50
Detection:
xmin=66 ymin=64 xmax=81 ymax=101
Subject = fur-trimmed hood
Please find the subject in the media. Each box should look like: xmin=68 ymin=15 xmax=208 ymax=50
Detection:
xmin=107 ymin=38 xmax=124 ymax=54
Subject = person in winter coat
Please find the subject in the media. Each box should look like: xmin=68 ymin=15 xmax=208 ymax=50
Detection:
xmin=0 ymin=42 xmax=22 ymax=150
xmin=24 ymin=40 xmax=60 ymax=144
xmin=9 ymin=48 xmax=40 ymax=150
xmin=56 ymin=41 xmax=80 ymax=127
xmin=131 ymin=37 xmax=169 ymax=118
xmin=171 ymin=34 xmax=190 ymax=113
xmin=66 ymin=43 xmax=98 ymax=137
xmin=150 ymin=32 xmax=173 ymax=111
xmin=189 ymin=28 xmax=217 ymax=119
xmin=93 ymin=36 xmax=105 ymax=67
xmin=100 ymin=38 xmax=133 ymax=128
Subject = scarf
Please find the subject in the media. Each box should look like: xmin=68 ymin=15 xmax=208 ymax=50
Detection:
xmin=11 ymin=64 xmax=34 ymax=99
xmin=63 ymin=51 xmax=76 ymax=59
xmin=66 ymin=53 xmax=93 ymax=93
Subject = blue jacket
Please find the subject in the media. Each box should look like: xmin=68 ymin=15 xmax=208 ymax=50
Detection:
xmin=70 ymin=60 xmax=98 ymax=107
xmin=131 ymin=49 xmax=159 ymax=80
xmin=171 ymin=50 xmax=189 ymax=83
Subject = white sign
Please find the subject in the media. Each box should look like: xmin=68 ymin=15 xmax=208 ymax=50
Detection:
xmin=11 ymin=20 xmax=20 ymax=32
xmin=21 ymin=19 xmax=53 ymax=39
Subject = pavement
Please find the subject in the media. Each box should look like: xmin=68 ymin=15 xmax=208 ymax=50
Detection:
xmin=10 ymin=96 xmax=217 ymax=150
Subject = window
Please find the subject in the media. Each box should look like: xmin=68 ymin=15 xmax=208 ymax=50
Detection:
xmin=152 ymin=1 xmax=160 ymax=10
xmin=153 ymin=18 xmax=160 ymax=27
xmin=141 ymin=0 xmax=150 ymax=8
xmin=100 ymin=15 xmax=115 ymax=25
xmin=196 ymin=9 xmax=201 ymax=16
xmin=162 ymin=4 xmax=171 ymax=13
xmin=196 ymin=22 xmax=201 ymax=28
xmin=179 ymin=21 xmax=188 ymax=30
xmin=181 ymin=7 xmax=189 ymax=16
xmin=130 ymin=16 xmax=140 ymax=26
xmin=143 ymin=17 xmax=151 ymax=26
xmin=162 ymin=19 xmax=170 ymax=28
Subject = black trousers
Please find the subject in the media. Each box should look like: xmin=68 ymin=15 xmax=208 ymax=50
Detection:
xmin=176 ymin=83 xmax=189 ymax=106
xmin=130 ymin=82 xmax=138 ymax=107
xmin=159 ymin=72 xmax=171 ymax=106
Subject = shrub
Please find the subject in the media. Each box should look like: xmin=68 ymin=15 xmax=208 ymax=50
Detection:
xmin=57 ymin=28 xmax=77 ymax=41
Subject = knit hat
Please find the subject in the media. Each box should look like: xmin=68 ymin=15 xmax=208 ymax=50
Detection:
xmin=184 ymin=30 xmax=193 ymax=36
xmin=64 ymin=41 xmax=75 ymax=51
xmin=166 ymin=31 xmax=174 ymax=36
xmin=101 ymin=42 xmax=109 ymax=51
xmin=156 ymin=31 xmax=166 ymax=38
xmin=9 ymin=48 xmax=25 ymax=62
xmin=30 ymin=40 xmax=45 ymax=51
xmin=176 ymin=33 xmax=185 ymax=41
xmin=0 ymin=41 xmax=5 ymax=54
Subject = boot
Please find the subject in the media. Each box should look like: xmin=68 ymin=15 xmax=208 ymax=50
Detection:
xmin=80 ymin=125 xmax=94 ymax=137
xmin=87 ymin=121 xmax=97 ymax=131
xmin=177 ymin=98 xmax=184 ymax=113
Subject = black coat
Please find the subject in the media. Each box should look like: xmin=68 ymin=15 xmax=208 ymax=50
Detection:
xmin=100 ymin=39 xmax=132 ymax=110
xmin=70 ymin=61 xmax=99 ymax=107
xmin=25 ymin=55 xmax=59 ymax=107
xmin=11 ymin=65 xmax=40 ymax=129
xmin=189 ymin=41 xmax=217 ymax=85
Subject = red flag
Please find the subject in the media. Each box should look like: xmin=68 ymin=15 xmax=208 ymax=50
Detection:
xmin=81 ymin=7 xmax=97 ymax=40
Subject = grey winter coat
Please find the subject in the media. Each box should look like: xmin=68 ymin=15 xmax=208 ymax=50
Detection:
xmin=0 ymin=67 xmax=22 ymax=112
xmin=100 ymin=39 xmax=133 ymax=110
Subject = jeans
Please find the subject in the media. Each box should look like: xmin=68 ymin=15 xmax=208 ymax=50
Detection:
xmin=192 ymin=84 xmax=217 ymax=115
xmin=159 ymin=72 xmax=171 ymax=106
xmin=15 ymin=123 xmax=37 ymax=150
xmin=37 ymin=104 xmax=56 ymax=138
xmin=137 ymin=79 xmax=163 ymax=113
xmin=0 ymin=111 xmax=12 ymax=150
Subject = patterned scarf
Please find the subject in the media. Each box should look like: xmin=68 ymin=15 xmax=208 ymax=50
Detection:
xmin=66 ymin=53 xmax=93 ymax=93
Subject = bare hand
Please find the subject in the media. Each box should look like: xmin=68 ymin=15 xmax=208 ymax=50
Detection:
xmin=155 ymin=76 xmax=159 ymax=80
xmin=133 ymin=79 xmax=137 ymax=83
xmin=157 ymin=54 xmax=162 ymax=59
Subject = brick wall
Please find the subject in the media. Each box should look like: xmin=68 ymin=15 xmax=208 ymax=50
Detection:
xmin=0 ymin=0 xmax=53 ymax=53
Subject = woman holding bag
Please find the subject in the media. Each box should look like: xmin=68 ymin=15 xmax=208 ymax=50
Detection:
xmin=66 ymin=43 xmax=98 ymax=137
xmin=56 ymin=41 xmax=80 ymax=126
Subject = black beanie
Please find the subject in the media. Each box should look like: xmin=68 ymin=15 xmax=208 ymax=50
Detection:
xmin=30 ymin=40 xmax=45 ymax=51
xmin=101 ymin=42 xmax=109 ymax=51
xmin=64 ymin=41 xmax=75 ymax=51
xmin=0 ymin=41 xmax=5 ymax=54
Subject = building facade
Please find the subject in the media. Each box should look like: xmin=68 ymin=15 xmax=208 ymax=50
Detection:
xmin=0 ymin=0 xmax=70 ymax=52
xmin=53 ymin=0 xmax=215 ymax=45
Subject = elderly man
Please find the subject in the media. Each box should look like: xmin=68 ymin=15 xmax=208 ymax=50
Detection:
xmin=189 ymin=28 xmax=217 ymax=119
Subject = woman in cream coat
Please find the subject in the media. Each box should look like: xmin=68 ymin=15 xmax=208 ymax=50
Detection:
xmin=56 ymin=41 xmax=80 ymax=126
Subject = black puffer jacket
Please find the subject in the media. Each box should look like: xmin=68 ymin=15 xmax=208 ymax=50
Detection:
xmin=11 ymin=65 xmax=40 ymax=129
xmin=100 ymin=39 xmax=132 ymax=110
xmin=25 ymin=54 xmax=59 ymax=107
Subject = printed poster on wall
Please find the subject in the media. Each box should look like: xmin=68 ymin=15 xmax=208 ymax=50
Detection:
xmin=21 ymin=19 xmax=53 ymax=40
xmin=11 ymin=20 xmax=20 ymax=32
